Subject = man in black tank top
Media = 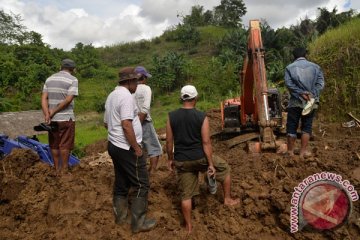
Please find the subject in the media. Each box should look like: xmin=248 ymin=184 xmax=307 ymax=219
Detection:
xmin=166 ymin=85 xmax=240 ymax=234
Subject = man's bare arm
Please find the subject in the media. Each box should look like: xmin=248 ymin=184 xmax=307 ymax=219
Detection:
xmin=41 ymin=92 xmax=50 ymax=124
xmin=49 ymin=95 xmax=75 ymax=118
xmin=166 ymin=116 xmax=175 ymax=171
xmin=201 ymin=117 xmax=215 ymax=175
xmin=122 ymin=119 xmax=142 ymax=156
xmin=138 ymin=112 xmax=147 ymax=123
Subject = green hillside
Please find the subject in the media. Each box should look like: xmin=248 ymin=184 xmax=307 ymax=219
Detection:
xmin=1 ymin=6 xmax=359 ymax=153
xmin=77 ymin=25 xmax=235 ymax=126
xmin=309 ymin=17 xmax=360 ymax=119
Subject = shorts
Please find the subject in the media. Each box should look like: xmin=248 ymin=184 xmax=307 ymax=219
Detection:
xmin=286 ymin=107 xmax=315 ymax=138
xmin=142 ymin=121 xmax=162 ymax=157
xmin=49 ymin=120 xmax=75 ymax=150
xmin=174 ymin=155 xmax=231 ymax=200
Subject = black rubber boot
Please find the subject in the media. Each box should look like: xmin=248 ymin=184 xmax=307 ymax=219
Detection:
xmin=113 ymin=196 xmax=128 ymax=225
xmin=131 ymin=197 xmax=156 ymax=233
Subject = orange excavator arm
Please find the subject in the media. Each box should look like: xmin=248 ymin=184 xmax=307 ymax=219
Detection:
xmin=221 ymin=20 xmax=284 ymax=151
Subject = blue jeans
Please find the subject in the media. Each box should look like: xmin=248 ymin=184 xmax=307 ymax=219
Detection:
xmin=286 ymin=107 xmax=315 ymax=138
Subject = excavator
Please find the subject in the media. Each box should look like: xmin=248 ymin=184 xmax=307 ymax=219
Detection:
xmin=220 ymin=20 xmax=286 ymax=153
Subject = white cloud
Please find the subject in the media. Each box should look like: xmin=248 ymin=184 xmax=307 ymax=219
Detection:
xmin=0 ymin=0 xmax=358 ymax=50
xmin=139 ymin=0 xmax=219 ymax=25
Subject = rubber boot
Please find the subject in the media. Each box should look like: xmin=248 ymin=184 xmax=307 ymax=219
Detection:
xmin=300 ymin=133 xmax=311 ymax=159
xmin=113 ymin=196 xmax=128 ymax=225
xmin=131 ymin=197 xmax=156 ymax=233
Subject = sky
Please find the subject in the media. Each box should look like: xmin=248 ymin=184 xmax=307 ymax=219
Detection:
xmin=0 ymin=0 xmax=358 ymax=50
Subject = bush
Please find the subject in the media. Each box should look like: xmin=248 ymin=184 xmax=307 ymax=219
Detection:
xmin=176 ymin=24 xmax=201 ymax=50
xmin=163 ymin=26 xmax=179 ymax=42
xmin=150 ymin=52 xmax=189 ymax=92
xmin=153 ymin=37 xmax=161 ymax=44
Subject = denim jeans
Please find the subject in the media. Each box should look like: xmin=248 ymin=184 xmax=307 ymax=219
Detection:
xmin=286 ymin=107 xmax=315 ymax=137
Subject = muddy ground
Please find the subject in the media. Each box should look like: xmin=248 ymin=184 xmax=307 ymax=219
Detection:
xmin=1 ymin=109 xmax=359 ymax=240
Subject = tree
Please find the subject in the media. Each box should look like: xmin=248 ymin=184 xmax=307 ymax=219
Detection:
xmin=25 ymin=31 xmax=45 ymax=46
xmin=183 ymin=5 xmax=205 ymax=27
xmin=316 ymin=7 xmax=338 ymax=34
xmin=203 ymin=10 xmax=214 ymax=25
xmin=0 ymin=10 xmax=27 ymax=44
xmin=71 ymin=42 xmax=101 ymax=78
xmin=214 ymin=0 xmax=247 ymax=28
xmin=176 ymin=24 xmax=201 ymax=51
xmin=316 ymin=7 xmax=355 ymax=34
xmin=260 ymin=19 xmax=276 ymax=49
xmin=150 ymin=52 xmax=189 ymax=92
xmin=217 ymin=28 xmax=247 ymax=70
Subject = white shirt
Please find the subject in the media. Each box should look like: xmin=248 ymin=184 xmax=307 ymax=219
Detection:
xmin=104 ymin=86 xmax=142 ymax=150
xmin=133 ymin=84 xmax=152 ymax=121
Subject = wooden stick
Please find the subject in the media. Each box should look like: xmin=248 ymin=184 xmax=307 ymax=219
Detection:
xmin=348 ymin=112 xmax=360 ymax=124
xmin=1 ymin=162 xmax=6 ymax=175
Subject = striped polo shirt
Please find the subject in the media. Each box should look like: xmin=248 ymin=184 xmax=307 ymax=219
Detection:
xmin=43 ymin=70 xmax=78 ymax=121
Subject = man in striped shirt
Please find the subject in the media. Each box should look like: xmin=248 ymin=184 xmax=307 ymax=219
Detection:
xmin=41 ymin=59 xmax=78 ymax=176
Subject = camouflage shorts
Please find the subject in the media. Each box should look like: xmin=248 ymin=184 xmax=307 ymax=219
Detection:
xmin=174 ymin=155 xmax=230 ymax=200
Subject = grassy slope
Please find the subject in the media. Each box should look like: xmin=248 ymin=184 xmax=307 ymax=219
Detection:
xmin=82 ymin=25 xmax=229 ymax=112
xmin=309 ymin=18 xmax=360 ymax=120
xmin=35 ymin=19 xmax=360 ymax=151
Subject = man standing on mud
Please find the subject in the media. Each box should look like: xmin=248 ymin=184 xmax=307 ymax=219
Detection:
xmin=104 ymin=67 xmax=156 ymax=233
xmin=285 ymin=47 xmax=324 ymax=159
xmin=133 ymin=66 xmax=162 ymax=175
xmin=41 ymin=59 xmax=78 ymax=177
xmin=166 ymin=85 xmax=239 ymax=234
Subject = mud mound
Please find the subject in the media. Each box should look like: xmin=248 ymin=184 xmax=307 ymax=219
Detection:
xmin=83 ymin=139 xmax=108 ymax=156
xmin=0 ymin=149 xmax=41 ymax=201
xmin=0 ymin=111 xmax=359 ymax=239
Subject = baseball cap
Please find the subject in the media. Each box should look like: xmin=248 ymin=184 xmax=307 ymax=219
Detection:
xmin=135 ymin=66 xmax=152 ymax=78
xmin=118 ymin=67 xmax=142 ymax=82
xmin=61 ymin=59 xmax=76 ymax=68
xmin=180 ymin=85 xmax=198 ymax=100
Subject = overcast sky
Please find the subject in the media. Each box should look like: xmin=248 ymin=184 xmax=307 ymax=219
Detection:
xmin=1 ymin=0 xmax=358 ymax=50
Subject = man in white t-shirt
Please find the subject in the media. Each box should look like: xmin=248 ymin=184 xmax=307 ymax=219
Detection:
xmin=104 ymin=67 xmax=156 ymax=234
xmin=134 ymin=66 xmax=162 ymax=175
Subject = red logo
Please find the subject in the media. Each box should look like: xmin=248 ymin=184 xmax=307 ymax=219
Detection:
xmin=300 ymin=182 xmax=351 ymax=230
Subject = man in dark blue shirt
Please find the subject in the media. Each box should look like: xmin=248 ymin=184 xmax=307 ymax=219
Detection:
xmin=285 ymin=47 xmax=325 ymax=159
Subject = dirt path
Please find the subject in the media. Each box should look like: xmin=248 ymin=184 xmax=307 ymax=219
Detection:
xmin=1 ymin=109 xmax=359 ymax=239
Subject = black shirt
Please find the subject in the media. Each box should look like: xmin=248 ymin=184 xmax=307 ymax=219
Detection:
xmin=169 ymin=108 xmax=206 ymax=161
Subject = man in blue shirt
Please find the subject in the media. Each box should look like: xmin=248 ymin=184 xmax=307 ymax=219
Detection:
xmin=285 ymin=47 xmax=325 ymax=159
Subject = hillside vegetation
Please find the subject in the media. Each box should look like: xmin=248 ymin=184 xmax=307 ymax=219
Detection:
xmin=309 ymin=18 xmax=360 ymax=119
xmin=1 ymin=3 xmax=359 ymax=151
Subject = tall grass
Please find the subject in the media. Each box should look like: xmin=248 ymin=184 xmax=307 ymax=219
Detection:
xmin=309 ymin=18 xmax=360 ymax=120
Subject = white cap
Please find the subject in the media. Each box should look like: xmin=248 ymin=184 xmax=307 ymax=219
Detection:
xmin=181 ymin=85 xmax=198 ymax=100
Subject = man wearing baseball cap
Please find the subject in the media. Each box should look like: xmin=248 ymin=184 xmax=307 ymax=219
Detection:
xmin=133 ymin=66 xmax=162 ymax=175
xmin=104 ymin=67 xmax=156 ymax=233
xmin=166 ymin=85 xmax=239 ymax=233
xmin=41 ymin=58 xmax=78 ymax=177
